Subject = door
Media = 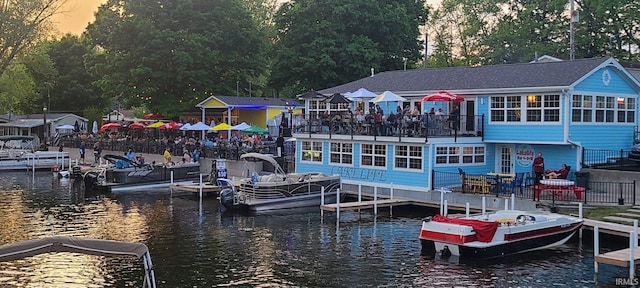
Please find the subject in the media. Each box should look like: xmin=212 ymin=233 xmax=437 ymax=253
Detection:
xmin=465 ymin=100 xmax=475 ymax=133
xmin=495 ymin=144 xmax=514 ymax=174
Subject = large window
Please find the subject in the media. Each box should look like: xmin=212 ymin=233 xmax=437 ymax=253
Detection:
xmin=572 ymin=94 xmax=635 ymax=123
xmin=435 ymin=145 xmax=485 ymax=165
xmin=394 ymin=145 xmax=422 ymax=170
xmin=491 ymin=95 xmax=560 ymax=123
xmin=308 ymin=100 xmax=349 ymax=118
xmin=361 ymin=144 xmax=386 ymax=168
xmin=301 ymin=141 xmax=323 ymax=163
xmin=330 ymin=142 xmax=353 ymax=165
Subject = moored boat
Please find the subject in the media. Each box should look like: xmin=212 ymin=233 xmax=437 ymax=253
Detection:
xmin=83 ymin=154 xmax=200 ymax=193
xmin=220 ymin=153 xmax=341 ymax=211
xmin=419 ymin=210 xmax=583 ymax=259
xmin=0 ymin=135 xmax=69 ymax=171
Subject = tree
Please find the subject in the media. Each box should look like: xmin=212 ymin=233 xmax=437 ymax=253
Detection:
xmin=0 ymin=0 xmax=67 ymax=76
xmin=45 ymin=34 xmax=104 ymax=115
xmin=269 ymin=0 xmax=428 ymax=94
xmin=84 ymin=0 xmax=270 ymax=117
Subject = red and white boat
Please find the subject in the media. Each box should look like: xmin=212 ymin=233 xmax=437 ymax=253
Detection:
xmin=419 ymin=210 xmax=583 ymax=259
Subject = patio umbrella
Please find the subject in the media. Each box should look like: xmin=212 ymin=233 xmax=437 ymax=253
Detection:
xmin=231 ymin=122 xmax=251 ymax=131
xmin=212 ymin=123 xmax=232 ymax=131
xmin=422 ymin=90 xmax=464 ymax=102
xmin=371 ymin=91 xmax=407 ymax=103
xmin=92 ymin=121 xmax=98 ymax=134
xmin=80 ymin=122 xmax=85 ymax=132
xmin=298 ymin=90 xmax=326 ymax=99
xmin=73 ymin=120 xmax=80 ymax=132
xmin=187 ymin=121 xmax=211 ymax=130
xmin=163 ymin=121 xmax=182 ymax=130
xmin=142 ymin=112 xmax=165 ymax=119
xmin=179 ymin=123 xmax=192 ymax=131
xmin=324 ymin=93 xmax=352 ymax=104
xmin=128 ymin=122 xmax=147 ymax=129
xmin=146 ymin=121 xmax=165 ymax=128
xmin=100 ymin=122 xmax=121 ymax=131
xmin=347 ymin=88 xmax=377 ymax=101
xmin=56 ymin=124 xmax=75 ymax=130
xmin=241 ymin=125 xmax=268 ymax=134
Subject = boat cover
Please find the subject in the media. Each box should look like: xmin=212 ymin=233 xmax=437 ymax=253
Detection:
xmin=432 ymin=215 xmax=499 ymax=242
xmin=0 ymin=236 xmax=149 ymax=262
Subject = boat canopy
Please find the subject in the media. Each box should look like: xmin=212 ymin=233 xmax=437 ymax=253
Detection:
xmin=0 ymin=236 xmax=156 ymax=288
xmin=240 ymin=153 xmax=286 ymax=176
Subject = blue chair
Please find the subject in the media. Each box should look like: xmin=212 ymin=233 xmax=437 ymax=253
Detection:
xmin=504 ymin=173 xmax=525 ymax=194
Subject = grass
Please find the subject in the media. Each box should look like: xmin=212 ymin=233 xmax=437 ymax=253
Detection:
xmin=564 ymin=206 xmax=632 ymax=221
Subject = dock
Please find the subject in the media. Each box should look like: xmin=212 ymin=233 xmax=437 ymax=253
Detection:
xmin=595 ymin=248 xmax=640 ymax=267
xmin=169 ymin=183 xmax=222 ymax=194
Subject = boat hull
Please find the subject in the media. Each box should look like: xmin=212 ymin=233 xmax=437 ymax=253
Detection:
xmin=84 ymin=164 xmax=200 ymax=193
xmin=0 ymin=152 xmax=70 ymax=171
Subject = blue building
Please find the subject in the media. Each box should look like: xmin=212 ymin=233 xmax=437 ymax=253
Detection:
xmin=292 ymin=57 xmax=640 ymax=192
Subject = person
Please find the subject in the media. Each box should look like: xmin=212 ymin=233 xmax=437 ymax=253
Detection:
xmin=79 ymin=141 xmax=86 ymax=164
xmin=136 ymin=154 xmax=145 ymax=165
xmin=163 ymin=147 xmax=172 ymax=164
xmin=93 ymin=142 xmax=102 ymax=163
xmin=450 ymin=106 xmax=460 ymax=130
xmin=116 ymin=152 xmax=129 ymax=169
xmin=533 ymin=152 xmax=544 ymax=184
xmin=126 ymin=148 xmax=136 ymax=161
xmin=546 ymin=164 xmax=569 ymax=179
xmin=58 ymin=144 xmax=64 ymax=152
xmin=183 ymin=150 xmax=193 ymax=163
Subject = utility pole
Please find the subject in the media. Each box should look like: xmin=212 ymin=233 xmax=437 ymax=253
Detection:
xmin=569 ymin=0 xmax=576 ymax=60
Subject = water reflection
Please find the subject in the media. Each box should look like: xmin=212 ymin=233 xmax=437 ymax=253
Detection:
xmin=0 ymin=171 xmax=635 ymax=287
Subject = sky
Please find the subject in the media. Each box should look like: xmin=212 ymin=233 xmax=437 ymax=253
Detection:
xmin=53 ymin=0 xmax=442 ymax=35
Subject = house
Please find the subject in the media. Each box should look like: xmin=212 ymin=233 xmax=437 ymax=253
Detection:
xmin=292 ymin=57 xmax=640 ymax=192
xmin=195 ymin=95 xmax=302 ymax=135
xmin=0 ymin=113 xmax=88 ymax=145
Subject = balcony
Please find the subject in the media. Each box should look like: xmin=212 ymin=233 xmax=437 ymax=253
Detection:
xmin=292 ymin=114 xmax=484 ymax=142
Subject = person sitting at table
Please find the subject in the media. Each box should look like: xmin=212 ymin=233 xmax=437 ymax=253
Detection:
xmin=546 ymin=164 xmax=569 ymax=179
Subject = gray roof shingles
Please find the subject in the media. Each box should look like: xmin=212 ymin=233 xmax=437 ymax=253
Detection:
xmin=319 ymin=57 xmax=610 ymax=94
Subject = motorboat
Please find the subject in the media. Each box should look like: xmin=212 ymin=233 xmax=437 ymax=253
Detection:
xmin=0 ymin=236 xmax=156 ymax=288
xmin=83 ymin=154 xmax=200 ymax=193
xmin=220 ymin=153 xmax=341 ymax=212
xmin=419 ymin=210 xmax=583 ymax=259
xmin=0 ymin=135 xmax=69 ymax=171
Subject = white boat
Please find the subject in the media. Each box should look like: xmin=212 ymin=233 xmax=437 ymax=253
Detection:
xmin=419 ymin=210 xmax=583 ymax=259
xmin=0 ymin=236 xmax=156 ymax=288
xmin=0 ymin=135 xmax=69 ymax=170
xmin=220 ymin=153 xmax=341 ymax=212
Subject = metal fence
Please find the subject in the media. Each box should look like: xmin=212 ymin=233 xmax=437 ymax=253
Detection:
xmin=432 ymin=170 xmax=636 ymax=205
xmin=582 ymin=148 xmax=634 ymax=169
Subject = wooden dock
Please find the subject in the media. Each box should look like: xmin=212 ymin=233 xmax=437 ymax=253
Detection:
xmin=322 ymin=192 xmax=495 ymax=213
xmin=321 ymin=198 xmax=415 ymax=212
xmin=595 ymin=248 xmax=640 ymax=267
xmin=169 ymin=183 xmax=222 ymax=194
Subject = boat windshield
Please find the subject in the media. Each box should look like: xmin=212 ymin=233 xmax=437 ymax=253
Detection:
xmin=0 ymin=136 xmax=36 ymax=151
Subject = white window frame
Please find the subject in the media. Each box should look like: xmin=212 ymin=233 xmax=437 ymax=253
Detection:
xmin=329 ymin=142 xmax=353 ymax=166
xmin=393 ymin=145 xmax=423 ymax=171
xmin=435 ymin=145 xmax=486 ymax=165
xmin=308 ymin=99 xmax=349 ymax=118
xmin=361 ymin=143 xmax=387 ymax=169
xmin=490 ymin=94 xmax=560 ymax=123
xmin=301 ymin=141 xmax=323 ymax=163
xmin=571 ymin=94 xmax=635 ymax=123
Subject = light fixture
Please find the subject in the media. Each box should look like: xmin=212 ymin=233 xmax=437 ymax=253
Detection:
xmin=617 ymin=97 xmax=624 ymax=105
xmin=527 ymin=94 xmax=536 ymax=102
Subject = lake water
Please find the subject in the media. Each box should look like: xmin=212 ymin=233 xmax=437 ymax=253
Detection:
xmin=0 ymin=171 xmax=633 ymax=287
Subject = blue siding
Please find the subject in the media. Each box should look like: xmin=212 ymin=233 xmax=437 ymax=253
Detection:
xmin=574 ymin=67 xmax=637 ymax=94
xmin=484 ymin=124 xmax=564 ymax=142
xmin=569 ymin=125 xmax=635 ymax=150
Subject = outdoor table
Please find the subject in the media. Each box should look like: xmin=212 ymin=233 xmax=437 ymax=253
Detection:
xmin=535 ymin=179 xmax=582 ymax=201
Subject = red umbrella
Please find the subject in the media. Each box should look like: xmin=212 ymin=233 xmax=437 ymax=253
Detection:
xmin=161 ymin=121 xmax=182 ymax=130
xmin=128 ymin=122 xmax=147 ymax=129
xmin=422 ymin=91 xmax=464 ymax=102
xmin=142 ymin=112 xmax=166 ymax=119
xmin=100 ymin=122 xmax=122 ymax=131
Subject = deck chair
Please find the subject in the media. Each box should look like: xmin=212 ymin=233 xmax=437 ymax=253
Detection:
xmin=503 ymin=173 xmax=524 ymax=194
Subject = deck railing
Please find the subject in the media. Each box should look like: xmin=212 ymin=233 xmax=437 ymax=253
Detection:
xmin=582 ymin=148 xmax=633 ymax=169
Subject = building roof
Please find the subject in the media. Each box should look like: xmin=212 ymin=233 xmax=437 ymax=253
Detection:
xmin=196 ymin=95 xmax=298 ymax=108
xmin=628 ymin=68 xmax=640 ymax=83
xmin=319 ymin=57 xmax=616 ymax=96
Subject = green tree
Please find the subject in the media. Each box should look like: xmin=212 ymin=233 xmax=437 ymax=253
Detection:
xmin=269 ymin=0 xmax=428 ymax=94
xmin=45 ymin=34 xmax=104 ymax=115
xmin=0 ymin=0 xmax=66 ymax=76
xmin=84 ymin=0 xmax=269 ymax=117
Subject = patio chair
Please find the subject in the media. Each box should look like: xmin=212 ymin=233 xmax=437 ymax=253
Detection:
xmin=503 ymin=172 xmax=524 ymax=194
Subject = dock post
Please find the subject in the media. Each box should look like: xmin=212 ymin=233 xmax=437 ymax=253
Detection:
xmin=635 ymin=220 xmax=639 ymax=247
xmin=358 ymin=184 xmax=362 ymax=202
xmin=440 ymin=189 xmax=444 ymax=215
xmin=579 ymin=203 xmax=583 ymax=240
xmin=444 ymin=200 xmax=448 ymax=216
xmin=374 ymin=186 xmax=378 ymax=216
xmin=630 ymin=230 xmax=635 ymax=280
xmin=465 ymin=202 xmax=469 ymax=217
xmin=170 ymin=171 xmax=174 ymax=184
xmin=482 ymin=197 xmax=486 ymax=216
xmin=504 ymin=198 xmax=508 ymax=210
xmin=511 ymin=193 xmax=515 ymax=210
xmin=336 ymin=188 xmax=340 ymax=221
xmin=594 ymin=226 xmax=599 ymax=273
xmin=320 ymin=186 xmax=325 ymax=218
xmin=199 ymin=174 xmax=203 ymax=199
xmin=390 ymin=183 xmax=394 ymax=217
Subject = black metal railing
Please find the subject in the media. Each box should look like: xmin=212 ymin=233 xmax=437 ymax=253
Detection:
xmin=582 ymin=148 xmax=632 ymax=169
xmin=293 ymin=114 xmax=484 ymax=142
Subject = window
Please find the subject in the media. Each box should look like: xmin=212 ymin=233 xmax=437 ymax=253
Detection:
xmin=394 ymin=145 xmax=422 ymax=170
xmin=329 ymin=142 xmax=353 ymax=165
xmin=361 ymin=144 xmax=386 ymax=168
xmin=436 ymin=145 xmax=485 ymax=165
xmin=572 ymin=94 xmax=634 ymax=123
xmin=301 ymin=141 xmax=322 ymax=163
xmin=491 ymin=95 xmax=560 ymax=123
xmin=308 ymin=99 xmax=349 ymax=118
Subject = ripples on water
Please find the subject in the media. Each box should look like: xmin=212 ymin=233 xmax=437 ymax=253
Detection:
xmin=0 ymin=172 xmax=633 ymax=287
